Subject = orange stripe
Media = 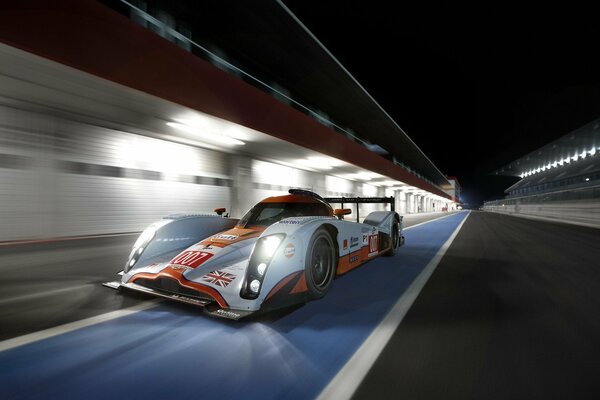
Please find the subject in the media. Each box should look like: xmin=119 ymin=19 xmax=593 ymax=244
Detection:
xmin=261 ymin=195 xmax=328 ymax=204
xmin=336 ymin=249 xmax=365 ymax=275
xmin=264 ymin=271 xmax=301 ymax=301
xmin=201 ymin=227 xmax=264 ymax=245
xmin=290 ymin=272 xmax=308 ymax=294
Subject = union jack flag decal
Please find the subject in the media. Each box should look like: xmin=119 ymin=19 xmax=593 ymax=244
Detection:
xmin=202 ymin=270 xmax=236 ymax=287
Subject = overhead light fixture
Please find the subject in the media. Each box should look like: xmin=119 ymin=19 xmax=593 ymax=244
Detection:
xmin=167 ymin=122 xmax=245 ymax=146
xmin=376 ymin=180 xmax=400 ymax=187
xmin=296 ymin=157 xmax=332 ymax=170
xmin=336 ymin=171 xmax=382 ymax=181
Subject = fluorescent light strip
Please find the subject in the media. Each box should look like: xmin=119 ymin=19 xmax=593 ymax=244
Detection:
xmin=166 ymin=122 xmax=245 ymax=145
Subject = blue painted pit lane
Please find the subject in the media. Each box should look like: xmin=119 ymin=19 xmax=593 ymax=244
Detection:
xmin=0 ymin=212 xmax=468 ymax=400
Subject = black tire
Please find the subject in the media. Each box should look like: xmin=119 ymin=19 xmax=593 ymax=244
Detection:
xmin=304 ymin=228 xmax=335 ymax=299
xmin=384 ymin=222 xmax=400 ymax=257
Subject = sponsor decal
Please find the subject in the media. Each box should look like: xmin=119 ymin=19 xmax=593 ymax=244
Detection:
xmin=169 ymin=265 xmax=192 ymax=271
xmin=215 ymin=309 xmax=241 ymax=319
xmin=368 ymin=234 xmax=379 ymax=257
xmin=211 ymin=234 xmax=238 ymax=241
xmin=170 ymin=251 xmax=213 ymax=268
xmin=350 ymin=255 xmax=359 ymax=263
xmin=362 ymin=234 xmax=369 ymax=246
xmin=350 ymin=236 xmax=359 ymax=248
xmin=343 ymin=239 xmax=348 ymax=250
xmin=279 ymin=219 xmax=304 ymax=225
xmin=284 ymin=243 xmax=296 ymax=258
xmin=202 ymin=270 xmax=236 ymax=287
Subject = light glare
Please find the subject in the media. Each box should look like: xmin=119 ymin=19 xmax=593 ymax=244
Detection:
xmin=250 ymin=279 xmax=260 ymax=293
xmin=257 ymin=263 xmax=267 ymax=276
xmin=262 ymin=235 xmax=283 ymax=258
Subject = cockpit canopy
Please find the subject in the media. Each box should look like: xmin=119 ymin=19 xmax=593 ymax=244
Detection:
xmin=237 ymin=195 xmax=332 ymax=228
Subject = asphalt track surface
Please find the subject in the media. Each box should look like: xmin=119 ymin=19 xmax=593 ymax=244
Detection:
xmin=4 ymin=211 xmax=596 ymax=399
xmin=0 ymin=211 xmax=464 ymax=399
xmin=0 ymin=234 xmax=142 ymax=340
xmin=354 ymin=211 xmax=600 ymax=400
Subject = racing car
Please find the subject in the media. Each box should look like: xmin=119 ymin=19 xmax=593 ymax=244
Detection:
xmin=104 ymin=189 xmax=404 ymax=320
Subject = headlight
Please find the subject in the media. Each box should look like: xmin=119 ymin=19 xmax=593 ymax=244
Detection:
xmin=261 ymin=235 xmax=283 ymax=258
xmin=240 ymin=234 xmax=286 ymax=299
xmin=124 ymin=222 xmax=166 ymax=273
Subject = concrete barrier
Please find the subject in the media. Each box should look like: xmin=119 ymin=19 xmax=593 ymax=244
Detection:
xmin=483 ymin=199 xmax=600 ymax=228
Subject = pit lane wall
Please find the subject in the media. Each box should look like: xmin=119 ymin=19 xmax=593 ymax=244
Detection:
xmin=482 ymin=185 xmax=600 ymax=228
xmin=0 ymin=104 xmax=440 ymax=242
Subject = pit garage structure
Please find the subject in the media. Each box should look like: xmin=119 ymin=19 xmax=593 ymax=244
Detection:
xmin=0 ymin=0 xmax=455 ymax=243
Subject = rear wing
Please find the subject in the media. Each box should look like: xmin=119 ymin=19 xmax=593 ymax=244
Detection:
xmin=324 ymin=196 xmax=395 ymax=223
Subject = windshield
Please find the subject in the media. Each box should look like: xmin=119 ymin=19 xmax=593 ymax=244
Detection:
xmin=238 ymin=202 xmax=331 ymax=228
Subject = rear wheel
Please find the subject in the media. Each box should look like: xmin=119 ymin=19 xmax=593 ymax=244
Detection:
xmin=305 ymin=228 xmax=335 ymax=299
xmin=385 ymin=222 xmax=400 ymax=256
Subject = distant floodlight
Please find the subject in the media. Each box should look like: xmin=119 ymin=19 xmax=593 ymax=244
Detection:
xmin=585 ymin=177 xmax=590 ymax=181
xmin=590 ymin=148 xmax=597 ymax=156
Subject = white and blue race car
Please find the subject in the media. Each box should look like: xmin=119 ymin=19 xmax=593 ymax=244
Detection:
xmin=104 ymin=189 xmax=404 ymax=320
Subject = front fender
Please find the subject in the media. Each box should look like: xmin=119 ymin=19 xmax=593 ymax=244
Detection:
xmin=243 ymin=217 xmax=337 ymax=304
xmin=125 ymin=214 xmax=238 ymax=273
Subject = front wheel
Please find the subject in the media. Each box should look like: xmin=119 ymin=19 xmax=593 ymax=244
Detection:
xmin=305 ymin=228 xmax=335 ymax=299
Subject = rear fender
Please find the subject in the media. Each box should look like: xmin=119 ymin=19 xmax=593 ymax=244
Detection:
xmin=362 ymin=211 xmax=402 ymax=235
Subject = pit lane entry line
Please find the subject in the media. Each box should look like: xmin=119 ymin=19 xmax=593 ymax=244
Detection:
xmin=0 ymin=300 xmax=160 ymax=352
xmin=317 ymin=211 xmax=471 ymax=400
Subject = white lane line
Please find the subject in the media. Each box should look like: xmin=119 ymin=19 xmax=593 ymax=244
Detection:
xmin=0 ymin=232 xmax=139 ymax=247
xmin=317 ymin=211 xmax=471 ymax=400
xmin=0 ymin=300 xmax=160 ymax=353
xmin=0 ymin=284 xmax=89 ymax=306
xmin=404 ymin=211 xmax=463 ymax=230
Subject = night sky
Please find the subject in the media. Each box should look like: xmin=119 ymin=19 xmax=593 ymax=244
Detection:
xmin=283 ymin=1 xmax=600 ymax=206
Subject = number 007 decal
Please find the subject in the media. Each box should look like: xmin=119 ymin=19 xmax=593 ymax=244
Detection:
xmin=368 ymin=234 xmax=378 ymax=257
xmin=170 ymin=251 xmax=213 ymax=268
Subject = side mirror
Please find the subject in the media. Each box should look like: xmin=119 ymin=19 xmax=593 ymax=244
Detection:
xmin=333 ymin=208 xmax=352 ymax=220
xmin=214 ymin=207 xmax=226 ymax=216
